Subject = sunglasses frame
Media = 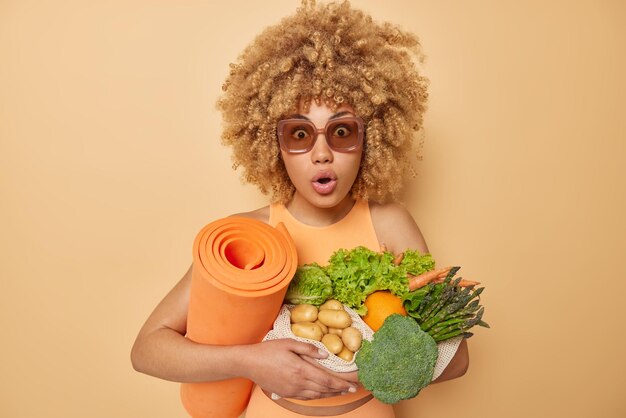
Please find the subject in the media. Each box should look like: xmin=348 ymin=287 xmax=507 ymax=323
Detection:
xmin=276 ymin=116 xmax=365 ymax=154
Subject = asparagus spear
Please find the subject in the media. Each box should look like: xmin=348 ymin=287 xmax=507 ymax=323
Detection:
xmin=402 ymin=264 xmax=487 ymax=342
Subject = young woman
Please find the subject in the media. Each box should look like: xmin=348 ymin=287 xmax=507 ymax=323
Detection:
xmin=132 ymin=2 xmax=469 ymax=416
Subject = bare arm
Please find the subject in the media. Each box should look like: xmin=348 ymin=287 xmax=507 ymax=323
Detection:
xmin=431 ymin=338 xmax=469 ymax=383
xmin=130 ymin=265 xmax=237 ymax=382
xmin=130 ymin=265 xmax=359 ymax=399
xmin=370 ymin=202 xmax=470 ymax=382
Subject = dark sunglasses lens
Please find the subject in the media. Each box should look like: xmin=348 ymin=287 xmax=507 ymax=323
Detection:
xmin=280 ymin=121 xmax=315 ymax=152
xmin=326 ymin=119 xmax=361 ymax=150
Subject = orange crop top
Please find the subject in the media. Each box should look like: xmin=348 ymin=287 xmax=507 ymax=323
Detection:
xmin=268 ymin=199 xmax=381 ymax=265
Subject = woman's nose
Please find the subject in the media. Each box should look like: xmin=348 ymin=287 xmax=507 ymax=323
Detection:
xmin=310 ymin=133 xmax=333 ymax=164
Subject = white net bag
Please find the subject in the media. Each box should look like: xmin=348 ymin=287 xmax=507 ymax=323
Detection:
xmin=432 ymin=336 xmax=462 ymax=381
xmin=263 ymin=304 xmax=373 ymax=372
xmin=264 ymin=304 xmax=462 ymax=380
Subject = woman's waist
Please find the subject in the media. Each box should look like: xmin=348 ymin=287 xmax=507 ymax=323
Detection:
xmin=262 ymin=386 xmax=374 ymax=416
xmin=285 ymin=385 xmax=370 ymax=406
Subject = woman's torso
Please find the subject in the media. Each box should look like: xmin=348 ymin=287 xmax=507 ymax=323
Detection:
xmin=244 ymin=199 xmax=395 ymax=417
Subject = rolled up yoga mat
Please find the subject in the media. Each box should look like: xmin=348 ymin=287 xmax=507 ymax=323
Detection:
xmin=180 ymin=217 xmax=298 ymax=418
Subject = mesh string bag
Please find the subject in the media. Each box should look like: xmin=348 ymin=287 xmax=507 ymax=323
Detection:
xmin=263 ymin=304 xmax=371 ymax=372
xmin=263 ymin=304 xmax=462 ymax=380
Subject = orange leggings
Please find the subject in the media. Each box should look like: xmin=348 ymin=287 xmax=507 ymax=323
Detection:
xmin=244 ymin=385 xmax=395 ymax=418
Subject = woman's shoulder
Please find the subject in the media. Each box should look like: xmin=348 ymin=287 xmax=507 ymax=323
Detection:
xmin=368 ymin=201 xmax=416 ymax=237
xmin=368 ymin=200 xmax=411 ymax=218
xmin=229 ymin=205 xmax=270 ymax=224
xmin=368 ymin=201 xmax=429 ymax=255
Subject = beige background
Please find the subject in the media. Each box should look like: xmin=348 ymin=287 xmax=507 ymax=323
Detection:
xmin=1 ymin=0 xmax=625 ymax=417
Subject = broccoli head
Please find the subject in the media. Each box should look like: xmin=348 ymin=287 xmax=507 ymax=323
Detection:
xmin=355 ymin=314 xmax=438 ymax=404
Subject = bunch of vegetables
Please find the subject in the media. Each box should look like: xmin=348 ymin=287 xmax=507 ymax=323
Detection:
xmin=285 ymin=246 xmax=435 ymax=315
xmin=404 ymin=266 xmax=488 ymax=342
xmin=283 ymin=246 xmax=489 ymax=404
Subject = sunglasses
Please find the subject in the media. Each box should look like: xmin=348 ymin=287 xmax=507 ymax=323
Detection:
xmin=277 ymin=116 xmax=365 ymax=154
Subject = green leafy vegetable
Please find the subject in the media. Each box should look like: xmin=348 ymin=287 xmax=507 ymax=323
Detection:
xmin=325 ymin=247 xmax=432 ymax=315
xmin=284 ymin=263 xmax=333 ymax=305
xmin=398 ymin=250 xmax=436 ymax=276
xmin=356 ymin=314 xmax=438 ymax=404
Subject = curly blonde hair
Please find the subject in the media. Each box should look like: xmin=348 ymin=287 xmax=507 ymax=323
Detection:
xmin=218 ymin=0 xmax=428 ymax=204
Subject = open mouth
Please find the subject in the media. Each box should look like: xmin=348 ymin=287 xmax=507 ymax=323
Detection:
xmin=311 ymin=173 xmax=337 ymax=195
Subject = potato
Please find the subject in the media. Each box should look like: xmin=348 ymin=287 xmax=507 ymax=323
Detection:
xmin=314 ymin=319 xmax=328 ymax=334
xmin=337 ymin=346 xmax=354 ymax=362
xmin=291 ymin=322 xmax=323 ymax=341
xmin=319 ymin=299 xmax=344 ymax=311
xmin=321 ymin=334 xmax=343 ymax=354
xmin=290 ymin=304 xmax=318 ymax=323
xmin=327 ymin=327 xmax=343 ymax=336
xmin=341 ymin=327 xmax=362 ymax=352
xmin=318 ymin=309 xmax=352 ymax=329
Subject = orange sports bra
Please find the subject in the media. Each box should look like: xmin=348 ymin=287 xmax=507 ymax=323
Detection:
xmin=269 ymin=199 xmax=380 ymax=265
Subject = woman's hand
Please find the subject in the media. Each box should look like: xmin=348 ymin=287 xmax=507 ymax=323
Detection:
xmin=240 ymin=339 xmax=359 ymax=400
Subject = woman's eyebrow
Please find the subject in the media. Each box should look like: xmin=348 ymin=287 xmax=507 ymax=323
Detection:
xmin=286 ymin=114 xmax=309 ymax=120
xmin=330 ymin=111 xmax=354 ymax=119
xmin=286 ymin=111 xmax=354 ymax=120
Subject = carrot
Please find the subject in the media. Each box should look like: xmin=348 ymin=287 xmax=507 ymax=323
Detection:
xmin=393 ymin=252 xmax=404 ymax=266
xmin=379 ymin=243 xmax=388 ymax=253
xmin=407 ymin=266 xmax=453 ymax=290
xmin=437 ymin=269 xmax=453 ymax=279
xmin=433 ymin=277 xmax=480 ymax=287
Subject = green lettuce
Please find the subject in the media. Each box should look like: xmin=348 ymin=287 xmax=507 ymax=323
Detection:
xmin=285 ymin=247 xmax=436 ymax=314
xmin=325 ymin=247 xmax=427 ymax=315
xmin=284 ymin=263 xmax=333 ymax=305
xmin=398 ymin=250 xmax=435 ymax=276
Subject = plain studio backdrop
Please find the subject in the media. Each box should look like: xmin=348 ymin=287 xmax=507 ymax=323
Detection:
xmin=1 ymin=1 xmax=624 ymax=417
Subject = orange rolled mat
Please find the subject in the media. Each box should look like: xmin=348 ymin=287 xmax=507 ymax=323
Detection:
xmin=180 ymin=217 xmax=298 ymax=418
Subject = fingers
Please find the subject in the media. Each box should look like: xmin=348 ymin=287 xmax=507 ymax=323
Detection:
xmin=287 ymin=339 xmax=329 ymax=359
xmin=289 ymin=342 xmax=359 ymax=395
xmin=270 ymin=375 xmax=351 ymax=401
xmin=290 ymin=389 xmax=354 ymax=401
xmin=287 ymin=377 xmax=357 ymax=400
xmin=328 ymin=370 xmax=359 ymax=384
xmin=300 ymin=356 xmax=360 ymax=384
xmin=258 ymin=339 xmax=359 ymax=400
xmin=301 ymin=362 xmax=358 ymax=395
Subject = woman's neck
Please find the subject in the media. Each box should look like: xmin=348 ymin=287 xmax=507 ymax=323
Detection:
xmin=285 ymin=193 xmax=356 ymax=227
